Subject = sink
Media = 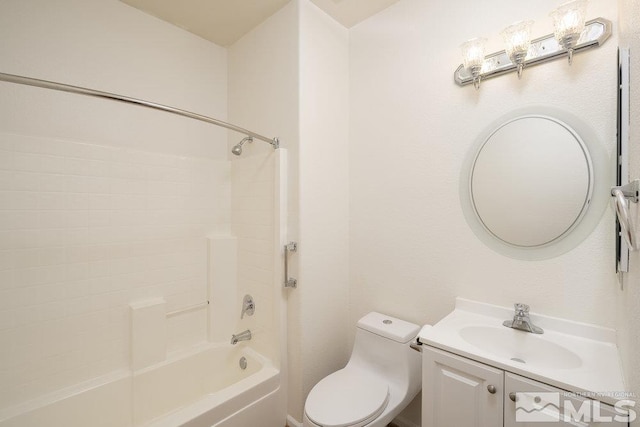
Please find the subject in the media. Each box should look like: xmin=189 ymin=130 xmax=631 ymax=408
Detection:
xmin=417 ymin=299 xmax=626 ymax=405
xmin=458 ymin=325 xmax=582 ymax=370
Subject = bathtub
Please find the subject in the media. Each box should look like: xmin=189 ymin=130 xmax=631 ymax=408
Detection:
xmin=0 ymin=344 xmax=283 ymax=427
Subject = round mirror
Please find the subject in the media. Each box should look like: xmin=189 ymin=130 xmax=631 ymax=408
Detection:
xmin=460 ymin=108 xmax=610 ymax=260
xmin=472 ymin=116 xmax=592 ymax=247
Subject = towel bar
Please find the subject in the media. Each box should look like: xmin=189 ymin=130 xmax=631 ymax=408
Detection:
xmin=611 ymin=180 xmax=639 ymax=251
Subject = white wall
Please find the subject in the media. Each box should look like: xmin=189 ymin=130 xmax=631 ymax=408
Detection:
xmin=0 ymin=0 xmax=231 ymax=415
xmin=349 ymin=0 xmax=619 ymax=423
xmin=350 ymin=0 xmax=618 ymax=328
xmin=294 ymin=0 xmax=351 ymax=422
xmin=617 ymin=0 xmax=640 ymax=423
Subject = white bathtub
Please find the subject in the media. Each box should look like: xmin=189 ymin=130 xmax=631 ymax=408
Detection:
xmin=0 ymin=344 xmax=283 ymax=427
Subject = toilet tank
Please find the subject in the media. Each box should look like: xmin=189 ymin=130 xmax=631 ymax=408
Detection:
xmin=348 ymin=312 xmax=421 ymax=391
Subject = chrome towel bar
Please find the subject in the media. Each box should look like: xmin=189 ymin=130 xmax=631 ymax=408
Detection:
xmin=611 ymin=180 xmax=639 ymax=251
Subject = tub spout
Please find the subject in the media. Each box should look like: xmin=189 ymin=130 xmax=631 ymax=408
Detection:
xmin=231 ymin=329 xmax=252 ymax=345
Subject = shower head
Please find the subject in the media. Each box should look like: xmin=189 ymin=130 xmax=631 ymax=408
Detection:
xmin=231 ymin=136 xmax=253 ymax=156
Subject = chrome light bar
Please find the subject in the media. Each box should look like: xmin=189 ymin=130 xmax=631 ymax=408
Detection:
xmin=454 ymin=18 xmax=612 ymax=87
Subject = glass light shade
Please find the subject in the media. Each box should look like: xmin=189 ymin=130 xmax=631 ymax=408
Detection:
xmin=460 ymin=38 xmax=487 ymax=70
xmin=550 ymin=0 xmax=588 ymax=64
xmin=460 ymin=38 xmax=487 ymax=89
xmin=500 ymin=20 xmax=534 ymax=78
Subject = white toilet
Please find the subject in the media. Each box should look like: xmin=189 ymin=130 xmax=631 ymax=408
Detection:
xmin=303 ymin=312 xmax=422 ymax=427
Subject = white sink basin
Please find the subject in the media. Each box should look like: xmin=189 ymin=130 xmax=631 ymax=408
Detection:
xmin=458 ymin=325 xmax=582 ymax=370
xmin=418 ymin=298 xmax=626 ymax=407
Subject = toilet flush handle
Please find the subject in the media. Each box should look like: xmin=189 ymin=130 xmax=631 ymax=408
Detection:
xmin=409 ymin=338 xmax=423 ymax=353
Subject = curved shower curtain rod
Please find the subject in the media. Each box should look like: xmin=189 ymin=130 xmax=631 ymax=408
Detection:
xmin=0 ymin=72 xmax=280 ymax=150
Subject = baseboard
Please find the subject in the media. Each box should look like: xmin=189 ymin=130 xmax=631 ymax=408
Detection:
xmin=390 ymin=415 xmax=421 ymax=427
xmin=286 ymin=414 xmax=303 ymax=427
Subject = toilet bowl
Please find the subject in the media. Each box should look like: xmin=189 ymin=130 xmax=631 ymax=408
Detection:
xmin=303 ymin=312 xmax=422 ymax=427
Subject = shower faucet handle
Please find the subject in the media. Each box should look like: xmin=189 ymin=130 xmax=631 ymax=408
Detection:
xmin=241 ymin=294 xmax=255 ymax=319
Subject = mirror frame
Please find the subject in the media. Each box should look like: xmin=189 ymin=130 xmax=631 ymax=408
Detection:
xmin=460 ymin=106 xmax=611 ymax=260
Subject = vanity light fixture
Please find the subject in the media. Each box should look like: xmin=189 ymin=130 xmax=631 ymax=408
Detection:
xmin=454 ymin=4 xmax=610 ymax=88
xmin=460 ymin=37 xmax=487 ymax=90
xmin=550 ymin=0 xmax=588 ymax=65
xmin=500 ymin=20 xmax=534 ymax=79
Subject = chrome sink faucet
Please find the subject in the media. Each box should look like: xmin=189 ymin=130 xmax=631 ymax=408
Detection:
xmin=503 ymin=303 xmax=543 ymax=334
xmin=230 ymin=329 xmax=252 ymax=345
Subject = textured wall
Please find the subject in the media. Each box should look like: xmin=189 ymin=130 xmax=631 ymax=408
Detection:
xmin=295 ymin=0 xmax=351 ymax=423
xmin=349 ymin=0 xmax=619 ymax=424
xmin=350 ymin=0 xmax=619 ymax=330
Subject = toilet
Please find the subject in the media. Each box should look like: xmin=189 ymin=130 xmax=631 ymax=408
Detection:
xmin=303 ymin=312 xmax=422 ymax=427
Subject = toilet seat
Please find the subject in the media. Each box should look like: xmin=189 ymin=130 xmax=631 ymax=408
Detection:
xmin=304 ymin=369 xmax=390 ymax=427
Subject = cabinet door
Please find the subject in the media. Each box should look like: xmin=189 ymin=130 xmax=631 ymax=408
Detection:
xmin=505 ymin=373 xmax=629 ymax=427
xmin=423 ymin=347 xmax=503 ymax=427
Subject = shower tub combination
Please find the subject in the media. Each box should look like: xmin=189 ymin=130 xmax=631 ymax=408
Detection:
xmin=0 ymin=73 xmax=288 ymax=427
xmin=0 ymin=344 xmax=283 ymax=427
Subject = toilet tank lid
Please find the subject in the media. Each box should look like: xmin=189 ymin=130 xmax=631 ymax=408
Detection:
xmin=357 ymin=312 xmax=420 ymax=343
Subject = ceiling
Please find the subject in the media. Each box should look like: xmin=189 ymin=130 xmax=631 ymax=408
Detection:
xmin=120 ymin=0 xmax=401 ymax=46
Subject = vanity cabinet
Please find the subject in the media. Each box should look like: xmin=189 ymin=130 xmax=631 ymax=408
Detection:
xmin=423 ymin=347 xmax=503 ymax=427
xmin=422 ymin=347 xmax=628 ymax=427
xmin=503 ymin=373 xmax=627 ymax=427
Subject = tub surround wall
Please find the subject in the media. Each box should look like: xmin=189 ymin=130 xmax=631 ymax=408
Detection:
xmin=0 ymin=0 xmax=228 ymax=160
xmin=130 ymin=297 xmax=167 ymax=371
xmin=0 ymin=133 xmax=229 ymax=413
xmin=231 ymin=153 xmax=278 ymax=362
xmin=208 ymin=236 xmax=238 ymax=343
xmin=0 ymin=0 xmax=232 ymax=416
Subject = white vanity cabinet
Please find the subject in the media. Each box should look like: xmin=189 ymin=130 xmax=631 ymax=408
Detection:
xmin=423 ymin=347 xmax=503 ymax=427
xmin=422 ymin=346 xmax=628 ymax=427
xmin=504 ymin=373 xmax=627 ymax=427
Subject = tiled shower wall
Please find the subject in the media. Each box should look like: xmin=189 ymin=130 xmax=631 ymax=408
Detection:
xmin=0 ymin=132 xmax=230 ymax=411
